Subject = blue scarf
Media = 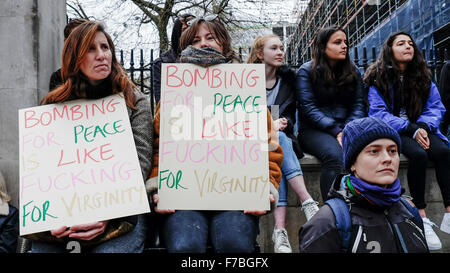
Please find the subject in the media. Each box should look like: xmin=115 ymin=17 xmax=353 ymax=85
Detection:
xmin=342 ymin=175 xmax=401 ymax=209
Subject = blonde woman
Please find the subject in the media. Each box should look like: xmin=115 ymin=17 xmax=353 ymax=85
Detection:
xmin=247 ymin=34 xmax=319 ymax=253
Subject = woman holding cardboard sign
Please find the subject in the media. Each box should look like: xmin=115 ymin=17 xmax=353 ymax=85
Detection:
xmin=29 ymin=21 xmax=153 ymax=253
xmin=146 ymin=15 xmax=283 ymax=253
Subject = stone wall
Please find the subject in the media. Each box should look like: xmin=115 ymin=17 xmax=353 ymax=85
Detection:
xmin=0 ymin=0 xmax=66 ymax=207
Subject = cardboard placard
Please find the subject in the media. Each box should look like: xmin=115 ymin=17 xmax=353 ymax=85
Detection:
xmin=158 ymin=63 xmax=270 ymax=210
xmin=18 ymin=94 xmax=150 ymax=235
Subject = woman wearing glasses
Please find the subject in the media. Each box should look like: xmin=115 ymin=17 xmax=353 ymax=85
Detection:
xmin=146 ymin=15 xmax=283 ymax=253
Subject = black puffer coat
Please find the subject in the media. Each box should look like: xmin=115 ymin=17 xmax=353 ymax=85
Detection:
xmin=296 ymin=60 xmax=366 ymax=137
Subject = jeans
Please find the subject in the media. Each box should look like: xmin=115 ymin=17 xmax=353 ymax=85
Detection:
xmin=31 ymin=214 xmax=148 ymax=253
xmin=401 ymin=134 xmax=450 ymax=209
xmin=162 ymin=210 xmax=259 ymax=253
xmin=298 ymin=128 xmax=343 ymax=200
xmin=277 ymin=131 xmax=303 ymax=206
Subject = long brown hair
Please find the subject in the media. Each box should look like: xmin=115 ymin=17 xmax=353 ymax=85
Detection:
xmin=42 ymin=21 xmax=136 ymax=109
xmin=363 ymin=31 xmax=431 ymax=121
xmin=179 ymin=17 xmax=240 ymax=62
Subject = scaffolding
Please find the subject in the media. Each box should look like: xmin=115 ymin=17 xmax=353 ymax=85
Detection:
xmin=286 ymin=0 xmax=409 ymax=65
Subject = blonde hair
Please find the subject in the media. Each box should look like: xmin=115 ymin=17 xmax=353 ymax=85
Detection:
xmin=0 ymin=172 xmax=10 ymax=203
xmin=246 ymin=34 xmax=281 ymax=64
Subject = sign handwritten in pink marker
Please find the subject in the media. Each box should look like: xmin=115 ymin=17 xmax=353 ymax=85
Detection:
xmin=18 ymin=94 xmax=150 ymax=236
xmin=158 ymin=63 xmax=270 ymax=210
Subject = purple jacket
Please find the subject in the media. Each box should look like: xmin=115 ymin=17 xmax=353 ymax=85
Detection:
xmin=368 ymin=82 xmax=448 ymax=144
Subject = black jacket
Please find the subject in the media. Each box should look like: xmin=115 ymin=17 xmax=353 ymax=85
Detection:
xmin=296 ymin=60 xmax=366 ymax=137
xmin=0 ymin=205 xmax=19 ymax=253
xmin=152 ymin=49 xmax=177 ymax=104
xmin=298 ymin=174 xmax=429 ymax=253
xmin=49 ymin=68 xmax=63 ymax=92
xmin=269 ymin=66 xmax=303 ymax=158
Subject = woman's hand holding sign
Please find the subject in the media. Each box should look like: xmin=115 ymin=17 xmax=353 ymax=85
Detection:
xmin=152 ymin=193 xmax=175 ymax=214
xmin=51 ymin=221 xmax=109 ymax=240
xmin=244 ymin=194 xmax=274 ymax=216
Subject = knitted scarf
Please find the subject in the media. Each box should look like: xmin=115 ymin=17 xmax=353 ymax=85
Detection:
xmin=343 ymin=174 xmax=401 ymax=209
xmin=179 ymin=45 xmax=229 ymax=67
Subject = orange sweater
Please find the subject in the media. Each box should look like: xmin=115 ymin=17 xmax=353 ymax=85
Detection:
xmin=148 ymin=102 xmax=283 ymax=191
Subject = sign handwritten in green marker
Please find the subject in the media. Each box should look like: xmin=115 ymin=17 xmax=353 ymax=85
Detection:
xmin=18 ymin=94 xmax=150 ymax=236
xmin=158 ymin=63 xmax=270 ymax=210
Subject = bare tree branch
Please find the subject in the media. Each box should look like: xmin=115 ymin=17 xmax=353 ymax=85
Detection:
xmin=67 ymin=0 xmax=288 ymax=58
xmin=66 ymin=2 xmax=90 ymax=19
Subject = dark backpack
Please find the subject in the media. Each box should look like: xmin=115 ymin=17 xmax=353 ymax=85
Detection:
xmin=325 ymin=197 xmax=423 ymax=252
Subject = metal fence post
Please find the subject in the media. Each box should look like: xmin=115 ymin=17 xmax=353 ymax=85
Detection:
xmin=150 ymin=49 xmax=155 ymax=115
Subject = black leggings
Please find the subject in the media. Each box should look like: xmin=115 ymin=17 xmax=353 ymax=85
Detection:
xmin=401 ymin=134 xmax=450 ymax=209
xmin=298 ymin=128 xmax=343 ymax=200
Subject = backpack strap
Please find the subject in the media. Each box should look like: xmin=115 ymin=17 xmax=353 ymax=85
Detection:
xmin=325 ymin=198 xmax=352 ymax=252
xmin=399 ymin=197 xmax=423 ymax=227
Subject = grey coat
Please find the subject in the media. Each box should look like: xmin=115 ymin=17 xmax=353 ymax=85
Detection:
xmin=127 ymin=90 xmax=153 ymax=180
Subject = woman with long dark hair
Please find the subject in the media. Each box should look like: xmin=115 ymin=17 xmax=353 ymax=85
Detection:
xmin=365 ymin=31 xmax=450 ymax=250
xmin=296 ymin=26 xmax=365 ymax=200
xmin=31 ymin=21 xmax=153 ymax=253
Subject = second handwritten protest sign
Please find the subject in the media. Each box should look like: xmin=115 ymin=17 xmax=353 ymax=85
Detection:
xmin=18 ymin=94 xmax=150 ymax=236
xmin=158 ymin=63 xmax=270 ymax=210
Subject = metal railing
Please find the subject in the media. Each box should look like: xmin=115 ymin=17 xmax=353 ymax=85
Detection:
xmin=120 ymin=46 xmax=449 ymax=115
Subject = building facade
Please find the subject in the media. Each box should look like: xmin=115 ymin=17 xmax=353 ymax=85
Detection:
xmin=286 ymin=0 xmax=450 ymax=66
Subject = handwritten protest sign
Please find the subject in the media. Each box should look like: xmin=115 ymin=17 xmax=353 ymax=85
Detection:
xmin=18 ymin=94 xmax=150 ymax=236
xmin=158 ymin=63 xmax=270 ymax=210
